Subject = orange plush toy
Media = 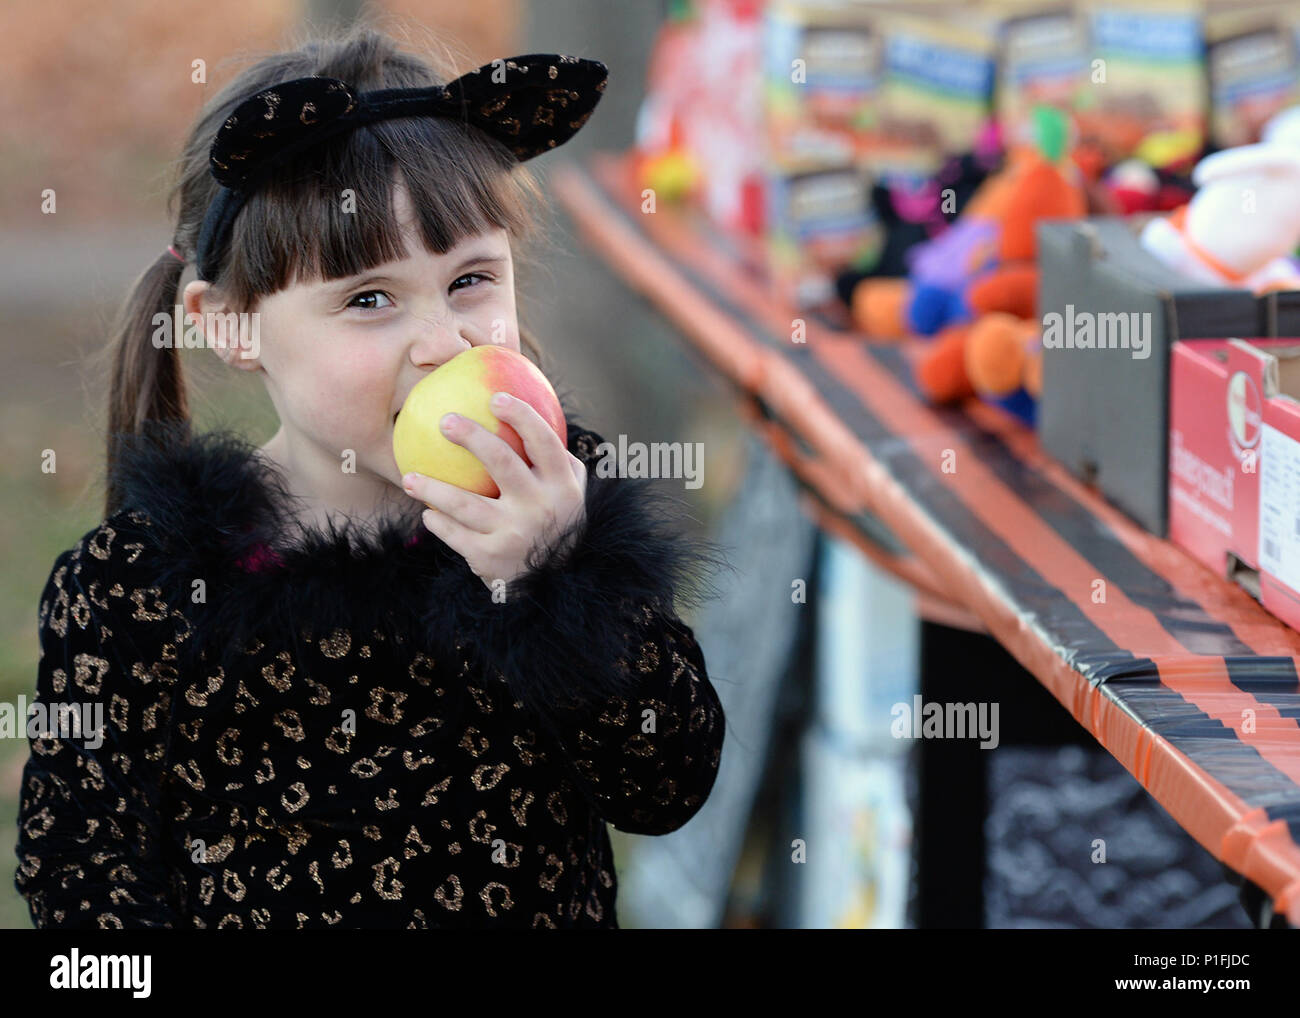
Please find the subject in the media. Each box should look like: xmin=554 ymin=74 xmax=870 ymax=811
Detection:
xmin=852 ymin=107 xmax=1084 ymax=349
xmin=965 ymin=313 xmax=1042 ymax=400
xmin=868 ymin=108 xmax=1084 ymax=425
xmin=917 ymin=313 xmax=1043 ymax=424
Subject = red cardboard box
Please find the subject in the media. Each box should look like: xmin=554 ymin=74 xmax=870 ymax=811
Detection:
xmin=1169 ymin=338 xmax=1300 ymax=626
xmin=1258 ymin=349 xmax=1300 ymax=629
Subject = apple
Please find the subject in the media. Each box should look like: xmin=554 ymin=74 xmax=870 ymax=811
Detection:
xmin=393 ymin=345 xmax=567 ymax=500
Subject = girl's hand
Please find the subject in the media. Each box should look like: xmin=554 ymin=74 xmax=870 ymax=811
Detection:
xmin=402 ymin=392 xmax=588 ymax=593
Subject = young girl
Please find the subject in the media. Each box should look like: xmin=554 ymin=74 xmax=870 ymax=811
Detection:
xmin=13 ymin=27 xmax=726 ymax=929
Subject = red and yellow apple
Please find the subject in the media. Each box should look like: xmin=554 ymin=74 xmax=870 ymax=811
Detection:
xmin=393 ymin=344 xmax=566 ymax=500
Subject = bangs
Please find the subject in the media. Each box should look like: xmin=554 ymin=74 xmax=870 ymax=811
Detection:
xmin=220 ymin=113 xmax=540 ymax=310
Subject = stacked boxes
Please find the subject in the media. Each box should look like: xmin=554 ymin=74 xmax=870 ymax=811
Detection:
xmin=1038 ymin=218 xmax=1264 ymax=537
xmin=1206 ymin=3 xmax=1300 ymax=148
xmin=1168 ymin=338 xmax=1300 ymax=628
xmin=762 ymin=1 xmax=884 ymax=307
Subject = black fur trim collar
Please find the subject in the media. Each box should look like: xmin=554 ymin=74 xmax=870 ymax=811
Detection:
xmin=107 ymin=405 xmax=726 ymax=726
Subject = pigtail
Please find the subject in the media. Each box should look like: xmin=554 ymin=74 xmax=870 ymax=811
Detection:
xmin=103 ymin=248 xmax=191 ymax=518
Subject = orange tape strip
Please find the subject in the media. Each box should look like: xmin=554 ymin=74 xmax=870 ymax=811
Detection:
xmin=961 ymin=397 xmax=1300 ymax=658
xmin=800 ymin=496 xmax=989 ymax=633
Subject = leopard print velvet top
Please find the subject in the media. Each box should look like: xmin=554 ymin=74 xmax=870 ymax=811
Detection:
xmin=13 ymin=418 xmax=725 ymax=928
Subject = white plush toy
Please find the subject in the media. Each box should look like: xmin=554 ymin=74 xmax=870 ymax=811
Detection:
xmin=1263 ymin=107 xmax=1300 ymax=149
xmin=1140 ymin=110 xmax=1300 ymax=293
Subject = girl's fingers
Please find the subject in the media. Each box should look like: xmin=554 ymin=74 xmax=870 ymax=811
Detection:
xmin=419 ymin=504 xmax=481 ymax=556
xmin=403 ymin=470 xmax=496 ymax=534
xmin=488 ymin=393 xmax=571 ymax=483
xmin=569 ymin=451 xmax=587 ymax=490
xmin=442 ymin=411 xmax=534 ymax=496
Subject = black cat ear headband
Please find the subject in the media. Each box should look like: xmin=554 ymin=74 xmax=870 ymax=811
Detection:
xmin=179 ymin=53 xmax=608 ymax=281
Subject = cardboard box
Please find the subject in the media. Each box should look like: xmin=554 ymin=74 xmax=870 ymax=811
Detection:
xmin=1039 ymin=217 xmax=1265 ymax=537
xmin=1079 ymin=0 xmax=1207 ymax=163
xmin=1168 ymin=339 xmax=1292 ymax=581
xmin=1169 ymin=338 xmax=1300 ymax=629
xmin=763 ymin=0 xmax=882 ymax=166
xmin=1206 ymin=4 xmax=1300 ymax=149
xmin=761 ymin=1 xmax=884 ymax=307
xmin=875 ymin=8 xmax=997 ymax=177
xmin=1257 ymin=352 xmax=1300 ymax=629
xmin=765 ymin=164 xmax=882 ymax=309
xmin=1264 ymin=288 xmax=1300 ymax=338
xmin=994 ymin=4 xmax=1090 ymax=142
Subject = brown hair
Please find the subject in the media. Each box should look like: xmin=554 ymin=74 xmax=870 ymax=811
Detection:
xmin=98 ymin=21 xmax=553 ymax=517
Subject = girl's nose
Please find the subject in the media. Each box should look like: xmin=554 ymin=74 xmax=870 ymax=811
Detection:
xmin=410 ymin=326 xmax=472 ymax=368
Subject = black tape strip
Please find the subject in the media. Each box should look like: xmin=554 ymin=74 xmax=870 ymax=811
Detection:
xmin=577 ymin=164 xmax=1300 ymax=840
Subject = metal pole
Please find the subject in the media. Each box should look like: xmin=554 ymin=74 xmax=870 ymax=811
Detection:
xmin=302 ymin=0 xmax=366 ymax=35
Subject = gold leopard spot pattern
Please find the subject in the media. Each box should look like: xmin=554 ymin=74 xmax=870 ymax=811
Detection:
xmin=12 ymin=428 xmax=725 ymax=929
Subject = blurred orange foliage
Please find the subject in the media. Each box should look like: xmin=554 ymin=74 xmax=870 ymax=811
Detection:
xmin=0 ymin=0 xmax=518 ymax=227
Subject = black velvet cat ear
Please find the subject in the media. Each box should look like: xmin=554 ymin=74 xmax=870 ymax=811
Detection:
xmin=208 ymin=53 xmax=608 ymax=190
xmin=210 ymin=77 xmax=358 ymax=189
xmin=439 ymin=53 xmax=609 ymax=161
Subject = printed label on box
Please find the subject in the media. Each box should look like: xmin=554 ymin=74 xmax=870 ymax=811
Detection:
xmin=1258 ymin=422 xmax=1300 ymax=592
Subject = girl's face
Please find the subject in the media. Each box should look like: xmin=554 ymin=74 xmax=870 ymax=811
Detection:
xmin=197 ymin=180 xmax=521 ymax=491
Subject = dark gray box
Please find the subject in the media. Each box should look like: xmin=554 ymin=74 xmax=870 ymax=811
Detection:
xmin=1038 ymin=218 xmax=1265 ymax=538
xmin=1263 ymin=288 xmax=1300 ymax=338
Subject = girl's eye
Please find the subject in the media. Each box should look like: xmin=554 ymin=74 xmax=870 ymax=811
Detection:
xmin=345 ymin=273 xmax=494 ymax=310
xmin=347 ymin=290 xmax=394 ymax=311
xmin=451 ymin=272 xmax=492 ymax=293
